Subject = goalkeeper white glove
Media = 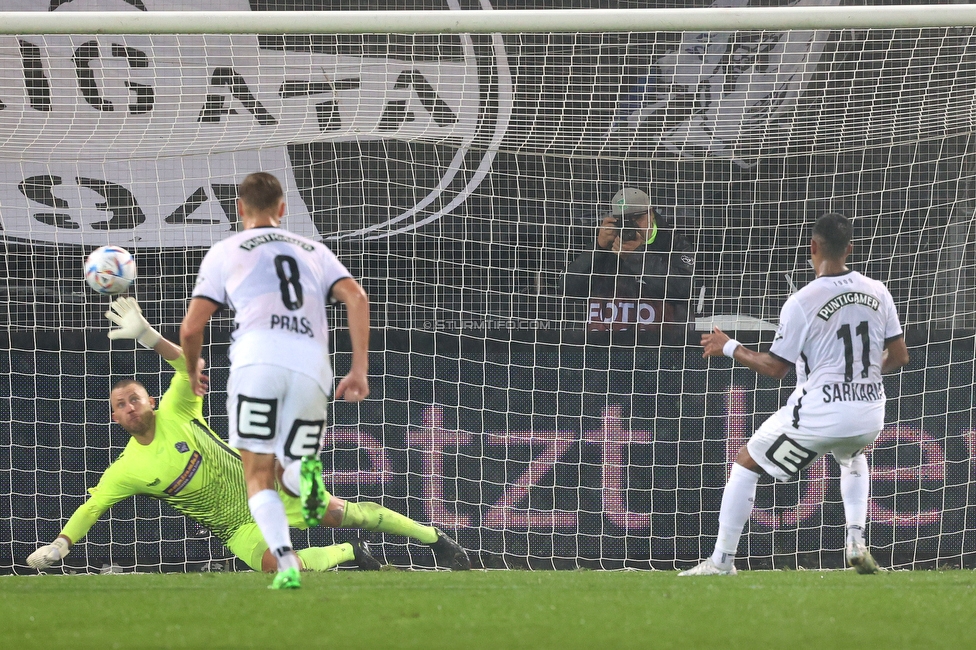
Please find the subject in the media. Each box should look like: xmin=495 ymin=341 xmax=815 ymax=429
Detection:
xmin=27 ymin=537 xmax=70 ymax=570
xmin=105 ymin=297 xmax=161 ymax=349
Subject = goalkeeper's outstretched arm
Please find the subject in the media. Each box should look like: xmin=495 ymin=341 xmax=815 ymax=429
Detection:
xmin=27 ymin=462 xmax=135 ymax=570
xmin=104 ymin=296 xmax=182 ymax=361
xmin=27 ymin=466 xmax=138 ymax=570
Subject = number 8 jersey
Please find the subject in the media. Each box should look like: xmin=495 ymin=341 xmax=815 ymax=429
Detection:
xmin=769 ymin=270 xmax=903 ymax=437
xmin=191 ymin=227 xmax=352 ymax=396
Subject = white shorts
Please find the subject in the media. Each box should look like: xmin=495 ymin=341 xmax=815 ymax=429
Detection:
xmin=227 ymin=364 xmax=328 ymax=465
xmin=747 ymin=406 xmax=879 ymax=482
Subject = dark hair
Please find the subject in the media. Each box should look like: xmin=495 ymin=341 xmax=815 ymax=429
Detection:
xmin=238 ymin=172 xmax=284 ymax=213
xmin=812 ymin=212 xmax=853 ymax=259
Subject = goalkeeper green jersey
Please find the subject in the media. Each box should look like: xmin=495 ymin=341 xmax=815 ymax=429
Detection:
xmin=61 ymin=357 xmax=265 ymax=545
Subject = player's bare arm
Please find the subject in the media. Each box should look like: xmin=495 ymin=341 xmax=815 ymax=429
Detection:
xmin=331 ymin=277 xmax=371 ymax=402
xmin=180 ymin=297 xmax=219 ymax=396
xmin=881 ymin=335 xmax=910 ymax=374
xmin=701 ymin=326 xmax=792 ymax=380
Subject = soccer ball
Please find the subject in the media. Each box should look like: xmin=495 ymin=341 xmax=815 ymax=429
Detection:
xmin=84 ymin=246 xmax=137 ymax=295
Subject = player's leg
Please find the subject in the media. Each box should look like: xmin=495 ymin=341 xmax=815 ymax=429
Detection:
xmin=272 ymin=373 xmax=470 ymax=569
xmin=226 ymin=523 xmax=378 ymax=572
xmin=280 ymin=465 xmax=469 ymax=569
xmin=338 ymin=499 xmax=470 ymax=570
xmin=269 ymin=373 xmax=330 ymax=527
xmin=712 ymin=447 xmax=762 ymax=573
xmin=337 ymin=499 xmax=434 ymax=542
xmin=241 ymin=451 xmax=300 ymax=588
xmin=280 ymin=461 xmax=469 ymax=569
xmin=680 ymin=409 xmax=823 ymax=576
xmin=296 ymin=538 xmax=382 ymax=572
xmin=832 ymin=433 xmax=882 ymax=574
xmin=279 ymin=491 xmax=384 ymax=571
xmin=678 ymin=445 xmax=760 ymax=576
xmin=226 ymin=523 xmax=280 ymax=572
xmin=228 ymin=365 xmax=301 ymax=589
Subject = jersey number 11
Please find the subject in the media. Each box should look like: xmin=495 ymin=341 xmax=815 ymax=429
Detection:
xmin=836 ymin=321 xmax=870 ymax=382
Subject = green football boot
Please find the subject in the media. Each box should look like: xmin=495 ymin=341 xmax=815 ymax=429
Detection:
xmin=300 ymin=455 xmax=327 ymax=527
xmin=269 ymin=566 xmax=301 ymax=590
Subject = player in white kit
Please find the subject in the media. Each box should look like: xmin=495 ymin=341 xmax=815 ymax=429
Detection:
xmin=680 ymin=212 xmax=910 ymax=576
xmin=180 ymin=172 xmax=469 ymax=589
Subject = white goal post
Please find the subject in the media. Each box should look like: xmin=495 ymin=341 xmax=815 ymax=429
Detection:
xmin=2 ymin=1 xmax=975 ymax=575
xmin=3 ymin=6 xmax=976 ymax=34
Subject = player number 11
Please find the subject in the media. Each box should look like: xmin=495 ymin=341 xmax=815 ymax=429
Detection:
xmin=836 ymin=321 xmax=871 ymax=382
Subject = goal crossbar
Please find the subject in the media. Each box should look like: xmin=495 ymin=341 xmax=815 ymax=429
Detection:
xmin=3 ymin=6 xmax=976 ymax=35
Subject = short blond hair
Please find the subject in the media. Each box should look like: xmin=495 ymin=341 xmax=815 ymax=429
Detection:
xmin=111 ymin=378 xmax=145 ymax=393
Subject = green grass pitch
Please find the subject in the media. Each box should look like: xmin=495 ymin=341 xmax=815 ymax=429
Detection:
xmin=2 ymin=569 xmax=975 ymax=649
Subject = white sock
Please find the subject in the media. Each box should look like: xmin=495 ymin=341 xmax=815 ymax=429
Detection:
xmin=248 ymin=489 xmax=300 ymax=572
xmin=280 ymin=460 xmax=301 ymax=496
xmin=841 ymin=454 xmax=870 ymax=545
xmin=710 ymin=463 xmax=760 ymax=569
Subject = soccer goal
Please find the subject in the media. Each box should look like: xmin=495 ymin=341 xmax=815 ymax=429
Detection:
xmin=2 ymin=0 xmax=975 ymax=574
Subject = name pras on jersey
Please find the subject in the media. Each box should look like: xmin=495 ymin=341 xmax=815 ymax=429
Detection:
xmin=270 ymin=314 xmax=314 ymax=338
xmin=821 ymin=381 xmax=885 ymax=403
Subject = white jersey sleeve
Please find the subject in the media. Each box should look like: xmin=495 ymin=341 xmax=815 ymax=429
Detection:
xmin=192 ymin=241 xmax=230 ymax=306
xmin=769 ymin=296 xmax=809 ymax=364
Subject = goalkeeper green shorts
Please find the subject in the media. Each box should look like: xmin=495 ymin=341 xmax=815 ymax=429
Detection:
xmin=224 ymin=489 xmax=324 ymax=571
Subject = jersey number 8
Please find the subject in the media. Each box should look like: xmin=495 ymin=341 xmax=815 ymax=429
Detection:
xmin=274 ymin=255 xmax=304 ymax=310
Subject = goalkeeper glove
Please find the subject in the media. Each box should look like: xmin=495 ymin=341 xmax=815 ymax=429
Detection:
xmin=27 ymin=537 xmax=70 ymax=570
xmin=105 ymin=297 xmax=162 ymax=349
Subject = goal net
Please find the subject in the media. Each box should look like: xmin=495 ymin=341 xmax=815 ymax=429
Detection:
xmin=2 ymin=0 xmax=975 ymax=573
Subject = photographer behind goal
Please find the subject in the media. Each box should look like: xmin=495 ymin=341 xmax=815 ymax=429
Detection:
xmin=562 ymin=188 xmax=696 ymax=332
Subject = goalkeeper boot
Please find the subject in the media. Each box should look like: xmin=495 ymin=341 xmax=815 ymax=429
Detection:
xmin=299 ymin=455 xmax=327 ymax=527
xmin=430 ymin=528 xmax=471 ymax=571
xmin=845 ymin=541 xmax=880 ymax=574
xmin=677 ymin=558 xmax=737 ymax=576
xmin=351 ymin=537 xmax=383 ymax=571
xmin=269 ymin=566 xmax=301 ymax=590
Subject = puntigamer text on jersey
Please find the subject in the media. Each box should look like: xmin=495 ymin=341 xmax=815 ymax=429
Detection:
xmin=816 ymin=292 xmax=881 ymax=320
xmin=239 ymin=232 xmax=316 ymax=252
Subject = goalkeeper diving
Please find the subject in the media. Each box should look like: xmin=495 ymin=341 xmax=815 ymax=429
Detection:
xmin=27 ymin=297 xmax=470 ymax=574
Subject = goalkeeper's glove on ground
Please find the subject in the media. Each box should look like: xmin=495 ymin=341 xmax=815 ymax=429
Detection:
xmin=27 ymin=538 xmax=70 ymax=570
xmin=105 ymin=297 xmax=161 ymax=349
